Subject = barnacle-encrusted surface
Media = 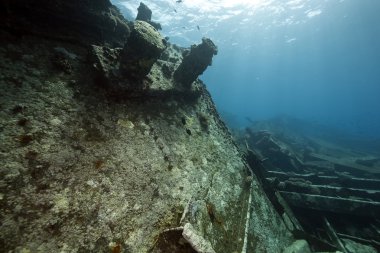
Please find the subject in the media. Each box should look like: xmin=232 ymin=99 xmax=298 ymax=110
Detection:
xmin=0 ymin=1 xmax=293 ymax=252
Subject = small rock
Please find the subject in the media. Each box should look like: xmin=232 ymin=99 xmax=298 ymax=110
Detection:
xmin=117 ymin=119 xmax=134 ymax=129
xmin=283 ymin=240 xmax=311 ymax=253
xmin=52 ymin=189 xmax=70 ymax=214
xmin=86 ymin=180 xmax=98 ymax=188
xmin=50 ymin=118 xmax=62 ymax=126
xmin=119 ymin=21 xmax=166 ymax=82
xmin=89 ymin=45 xmax=122 ymax=84
xmin=133 ymin=203 xmax=141 ymax=210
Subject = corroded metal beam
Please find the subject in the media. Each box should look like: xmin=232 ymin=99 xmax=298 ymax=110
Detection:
xmin=280 ymin=191 xmax=380 ymax=218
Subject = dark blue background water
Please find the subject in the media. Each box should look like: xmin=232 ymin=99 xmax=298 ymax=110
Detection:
xmin=114 ymin=0 xmax=380 ymax=139
xmin=202 ymin=0 xmax=380 ymax=139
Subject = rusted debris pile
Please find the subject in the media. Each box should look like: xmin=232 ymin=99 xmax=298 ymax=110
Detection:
xmin=242 ymin=121 xmax=380 ymax=252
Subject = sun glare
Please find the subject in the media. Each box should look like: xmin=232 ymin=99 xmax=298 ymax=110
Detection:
xmin=183 ymin=0 xmax=271 ymax=13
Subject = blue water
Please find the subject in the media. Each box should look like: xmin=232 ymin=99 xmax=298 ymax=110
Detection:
xmin=113 ymin=0 xmax=380 ymax=139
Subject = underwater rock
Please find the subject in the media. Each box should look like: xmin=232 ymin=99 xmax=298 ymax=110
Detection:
xmin=174 ymin=38 xmax=218 ymax=88
xmin=136 ymin=2 xmax=152 ymax=22
xmin=119 ymin=21 xmax=166 ymax=83
xmin=161 ymin=63 xmax=174 ymax=78
xmin=136 ymin=2 xmax=162 ymax=30
xmin=89 ymin=42 xmax=203 ymax=98
xmin=151 ymin=224 xmax=216 ymax=253
xmin=90 ymin=45 xmax=122 ymax=86
xmin=52 ymin=53 xmax=73 ymax=74
xmin=182 ymin=223 xmax=216 ymax=253
xmin=283 ymin=240 xmax=311 ymax=253
xmin=0 ymin=0 xmax=131 ymax=47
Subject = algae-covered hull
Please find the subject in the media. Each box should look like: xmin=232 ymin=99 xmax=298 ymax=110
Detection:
xmin=0 ymin=1 xmax=293 ymax=252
